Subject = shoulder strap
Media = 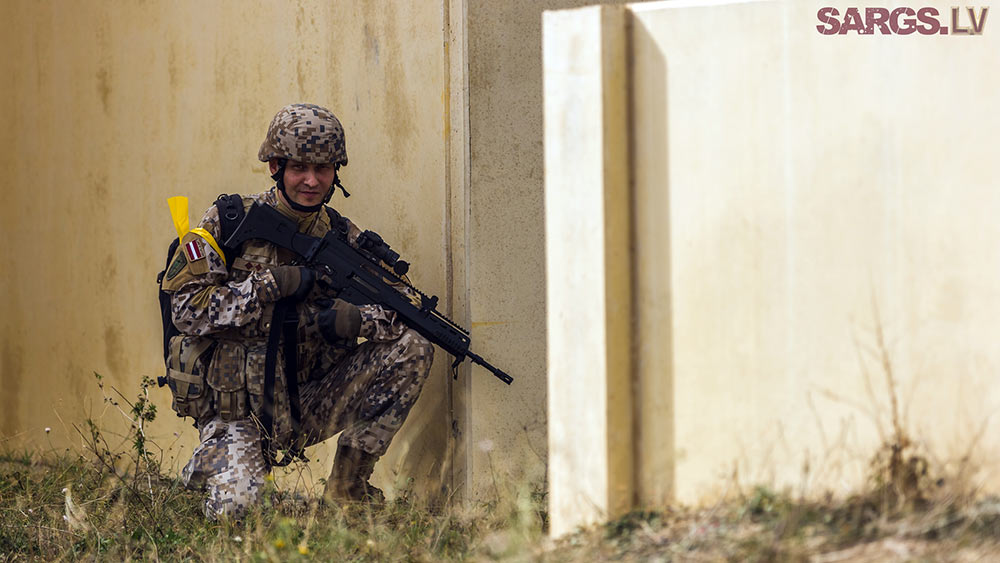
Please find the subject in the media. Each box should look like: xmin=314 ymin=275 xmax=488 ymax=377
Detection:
xmin=324 ymin=206 xmax=350 ymax=241
xmin=214 ymin=194 xmax=245 ymax=268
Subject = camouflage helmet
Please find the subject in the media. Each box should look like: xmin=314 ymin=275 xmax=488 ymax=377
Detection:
xmin=257 ymin=103 xmax=348 ymax=166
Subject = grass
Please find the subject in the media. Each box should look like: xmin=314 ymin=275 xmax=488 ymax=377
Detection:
xmin=4 ymin=441 xmax=1000 ymax=561
xmin=0 ymin=448 xmax=546 ymax=561
xmin=4 ymin=444 xmax=1000 ymax=561
xmin=548 ymin=482 xmax=1000 ymax=562
xmin=0 ymin=376 xmax=546 ymax=561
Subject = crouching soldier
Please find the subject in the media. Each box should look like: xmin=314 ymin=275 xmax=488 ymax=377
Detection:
xmin=159 ymin=103 xmax=434 ymax=519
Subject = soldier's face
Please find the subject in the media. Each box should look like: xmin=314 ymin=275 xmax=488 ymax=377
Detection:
xmin=271 ymin=160 xmax=336 ymax=208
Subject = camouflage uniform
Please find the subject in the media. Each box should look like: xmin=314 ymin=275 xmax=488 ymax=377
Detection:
xmin=162 ymin=188 xmax=434 ymax=519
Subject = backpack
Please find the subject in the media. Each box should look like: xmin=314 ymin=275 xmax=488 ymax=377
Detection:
xmin=156 ymin=194 xmax=246 ymax=366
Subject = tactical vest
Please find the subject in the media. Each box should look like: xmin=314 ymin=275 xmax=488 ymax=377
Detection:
xmin=159 ymin=193 xmax=351 ymax=465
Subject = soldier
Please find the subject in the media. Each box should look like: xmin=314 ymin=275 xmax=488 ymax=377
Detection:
xmin=160 ymin=103 xmax=435 ymax=519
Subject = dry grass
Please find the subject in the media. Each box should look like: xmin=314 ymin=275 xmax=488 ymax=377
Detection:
xmin=0 ymin=448 xmax=550 ymax=561
xmin=545 ymin=484 xmax=1000 ymax=562
xmin=4 ymin=446 xmax=1000 ymax=562
xmin=0 ymin=374 xmax=546 ymax=561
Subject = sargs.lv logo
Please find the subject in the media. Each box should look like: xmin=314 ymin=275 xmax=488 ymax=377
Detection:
xmin=817 ymin=6 xmax=989 ymax=35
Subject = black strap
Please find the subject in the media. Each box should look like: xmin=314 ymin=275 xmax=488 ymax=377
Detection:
xmin=260 ymin=301 xmax=283 ymax=465
xmin=324 ymin=206 xmax=351 ymax=241
xmin=260 ymin=298 xmax=307 ymax=467
xmin=214 ymin=194 xmax=245 ymax=269
xmin=283 ymin=305 xmax=304 ymax=446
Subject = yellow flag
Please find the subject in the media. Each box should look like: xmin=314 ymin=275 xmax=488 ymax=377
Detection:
xmin=167 ymin=196 xmax=189 ymax=244
xmin=166 ymin=196 xmax=227 ymax=263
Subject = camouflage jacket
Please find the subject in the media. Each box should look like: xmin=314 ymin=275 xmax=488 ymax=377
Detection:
xmin=161 ymin=187 xmax=413 ymax=386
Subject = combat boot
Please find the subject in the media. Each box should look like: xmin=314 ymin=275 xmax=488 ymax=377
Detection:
xmin=323 ymin=443 xmax=385 ymax=504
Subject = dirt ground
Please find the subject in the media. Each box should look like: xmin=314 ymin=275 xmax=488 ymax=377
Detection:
xmin=538 ymin=494 xmax=1000 ymax=562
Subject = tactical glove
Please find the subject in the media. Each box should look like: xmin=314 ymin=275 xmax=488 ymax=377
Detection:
xmin=318 ymin=299 xmax=362 ymax=342
xmin=270 ymin=266 xmax=315 ymax=301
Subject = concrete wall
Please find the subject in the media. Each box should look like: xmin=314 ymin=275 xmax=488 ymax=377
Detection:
xmin=546 ymin=0 xmax=1000 ymax=535
xmin=461 ymin=0 xmax=646 ymax=503
xmin=0 ymin=0 xmax=452 ymax=499
xmin=544 ymin=4 xmax=633 ymax=529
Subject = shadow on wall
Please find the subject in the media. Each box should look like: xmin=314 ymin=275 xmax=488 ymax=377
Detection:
xmin=629 ymin=14 xmax=674 ymax=509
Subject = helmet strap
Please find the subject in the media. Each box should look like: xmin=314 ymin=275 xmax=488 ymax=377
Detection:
xmin=332 ymin=167 xmax=351 ymax=199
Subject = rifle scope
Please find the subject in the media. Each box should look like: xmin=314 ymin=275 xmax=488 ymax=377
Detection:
xmin=356 ymin=230 xmax=410 ymax=276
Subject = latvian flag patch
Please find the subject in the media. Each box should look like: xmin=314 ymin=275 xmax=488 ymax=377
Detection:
xmin=184 ymin=240 xmax=206 ymax=261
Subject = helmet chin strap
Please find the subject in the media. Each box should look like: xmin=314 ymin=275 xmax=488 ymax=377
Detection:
xmin=332 ymin=169 xmax=351 ymax=199
xmin=271 ymin=160 xmax=349 ymax=213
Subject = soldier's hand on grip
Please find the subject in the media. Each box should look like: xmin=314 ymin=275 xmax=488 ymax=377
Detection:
xmin=318 ymin=299 xmax=362 ymax=342
xmin=270 ymin=266 xmax=315 ymax=301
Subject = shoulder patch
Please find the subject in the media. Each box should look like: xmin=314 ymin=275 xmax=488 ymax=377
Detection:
xmin=184 ymin=239 xmax=206 ymax=262
xmin=165 ymin=251 xmax=187 ymax=281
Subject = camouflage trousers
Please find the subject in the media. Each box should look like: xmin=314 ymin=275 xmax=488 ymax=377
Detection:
xmin=181 ymin=327 xmax=434 ymax=519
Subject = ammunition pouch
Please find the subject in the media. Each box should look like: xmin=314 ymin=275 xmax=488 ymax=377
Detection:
xmin=165 ymin=336 xmax=215 ymax=421
xmin=165 ymin=334 xmax=291 ymax=436
xmin=245 ymin=343 xmax=268 ymax=418
xmin=207 ymin=340 xmax=249 ymax=422
xmin=165 ymin=336 xmax=255 ymax=424
xmin=163 ymin=303 xmax=304 ymax=464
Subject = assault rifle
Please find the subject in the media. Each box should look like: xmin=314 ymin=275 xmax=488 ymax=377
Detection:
xmin=225 ymin=202 xmax=514 ymax=385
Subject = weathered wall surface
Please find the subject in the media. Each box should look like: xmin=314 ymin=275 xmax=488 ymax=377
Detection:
xmin=545 ymin=0 xmax=1000 ymax=535
xmin=632 ymin=0 xmax=1000 ymax=503
xmin=0 ymin=0 xmax=452 ymax=498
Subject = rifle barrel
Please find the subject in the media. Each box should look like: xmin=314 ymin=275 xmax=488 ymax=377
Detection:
xmin=466 ymin=351 xmax=514 ymax=385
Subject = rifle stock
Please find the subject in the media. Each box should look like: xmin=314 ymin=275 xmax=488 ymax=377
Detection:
xmin=225 ymin=202 xmax=514 ymax=385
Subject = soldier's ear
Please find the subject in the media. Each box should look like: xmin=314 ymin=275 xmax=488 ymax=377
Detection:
xmin=268 ymin=159 xmax=280 ymax=175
